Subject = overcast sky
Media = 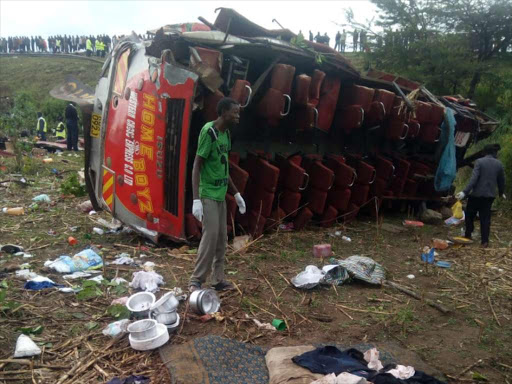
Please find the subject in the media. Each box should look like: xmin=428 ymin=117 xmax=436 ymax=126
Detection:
xmin=1 ymin=1 xmax=378 ymax=48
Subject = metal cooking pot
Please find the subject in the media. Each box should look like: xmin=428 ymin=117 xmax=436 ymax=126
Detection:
xmin=189 ymin=289 xmax=220 ymax=315
xmin=152 ymin=309 xmax=178 ymax=325
xmin=127 ymin=319 xmax=158 ymax=340
xmin=126 ymin=292 xmax=156 ymax=319
xmin=150 ymin=292 xmax=179 ymax=314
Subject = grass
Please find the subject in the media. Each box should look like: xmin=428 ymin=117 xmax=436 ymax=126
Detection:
xmin=0 ymin=56 xmax=103 ymax=107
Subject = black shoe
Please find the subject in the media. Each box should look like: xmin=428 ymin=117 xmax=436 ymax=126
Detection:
xmin=212 ymin=281 xmax=235 ymax=291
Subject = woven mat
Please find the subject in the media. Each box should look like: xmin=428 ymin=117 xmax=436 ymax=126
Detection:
xmin=160 ymin=335 xmax=445 ymax=384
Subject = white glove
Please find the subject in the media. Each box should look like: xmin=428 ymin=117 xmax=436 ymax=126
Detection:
xmin=192 ymin=199 xmax=203 ymax=222
xmin=234 ymin=192 xmax=246 ymax=214
xmin=455 ymin=192 xmax=465 ymax=200
xmin=502 ymin=194 xmax=507 ymax=200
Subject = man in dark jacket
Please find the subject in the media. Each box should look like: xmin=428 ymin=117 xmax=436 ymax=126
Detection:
xmin=65 ymin=103 xmax=79 ymax=151
xmin=456 ymin=144 xmax=506 ymax=247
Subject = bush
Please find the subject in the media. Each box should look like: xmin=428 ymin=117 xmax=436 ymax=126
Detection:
xmin=60 ymin=173 xmax=86 ymax=197
xmin=41 ymin=98 xmax=68 ymax=131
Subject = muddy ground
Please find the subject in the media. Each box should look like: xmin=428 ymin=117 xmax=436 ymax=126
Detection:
xmin=0 ymin=152 xmax=511 ymax=383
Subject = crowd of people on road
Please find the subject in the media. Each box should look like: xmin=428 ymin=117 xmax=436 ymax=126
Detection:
xmin=0 ymin=35 xmax=115 ymax=57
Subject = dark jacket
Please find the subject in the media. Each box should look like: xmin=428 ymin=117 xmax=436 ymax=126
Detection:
xmin=65 ymin=104 xmax=78 ymax=124
xmin=463 ymin=155 xmax=505 ymax=198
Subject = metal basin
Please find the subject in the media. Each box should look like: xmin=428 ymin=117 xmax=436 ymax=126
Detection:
xmin=127 ymin=319 xmax=158 ymax=340
xmin=152 ymin=309 xmax=178 ymax=325
xmin=189 ymin=289 xmax=220 ymax=315
xmin=126 ymin=292 xmax=156 ymax=318
xmin=151 ymin=292 xmax=179 ymax=314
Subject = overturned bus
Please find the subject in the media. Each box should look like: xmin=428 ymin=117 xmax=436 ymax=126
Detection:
xmin=51 ymin=8 xmax=498 ymax=243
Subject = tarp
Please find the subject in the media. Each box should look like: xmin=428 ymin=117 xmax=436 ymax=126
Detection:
xmin=434 ymin=108 xmax=457 ymax=191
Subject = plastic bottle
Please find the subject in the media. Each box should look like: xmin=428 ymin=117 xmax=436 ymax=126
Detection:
xmin=93 ymin=227 xmax=104 ymax=235
xmin=2 ymin=207 xmax=25 ymax=216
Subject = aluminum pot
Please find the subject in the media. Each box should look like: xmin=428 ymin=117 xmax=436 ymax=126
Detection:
xmin=189 ymin=289 xmax=220 ymax=315
xmin=151 ymin=292 xmax=179 ymax=314
xmin=152 ymin=309 xmax=178 ymax=325
xmin=126 ymin=292 xmax=156 ymax=319
xmin=127 ymin=319 xmax=158 ymax=340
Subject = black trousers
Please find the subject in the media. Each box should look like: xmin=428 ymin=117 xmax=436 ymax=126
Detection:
xmin=66 ymin=121 xmax=78 ymax=151
xmin=465 ymin=196 xmax=494 ymax=244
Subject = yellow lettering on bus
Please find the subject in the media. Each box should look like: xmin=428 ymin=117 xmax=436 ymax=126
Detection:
xmin=143 ymin=93 xmax=156 ymax=111
xmin=136 ymin=186 xmax=151 ymax=200
xmin=141 ymin=110 xmax=154 ymax=126
xmin=135 ymin=174 xmax=148 ymax=186
xmin=133 ymin=158 xmax=146 ymax=172
xmin=141 ymin=125 xmax=154 ymax=142
xmin=138 ymin=199 xmax=154 ymax=214
xmin=140 ymin=143 xmax=153 ymax=160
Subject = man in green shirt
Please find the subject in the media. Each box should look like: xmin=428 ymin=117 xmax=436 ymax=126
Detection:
xmin=189 ymin=97 xmax=246 ymax=293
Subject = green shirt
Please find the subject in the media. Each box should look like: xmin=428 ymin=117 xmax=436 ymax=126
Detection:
xmin=197 ymin=121 xmax=231 ymax=201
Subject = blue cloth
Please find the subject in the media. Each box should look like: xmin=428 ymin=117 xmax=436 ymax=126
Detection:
xmin=434 ymin=108 xmax=456 ymax=192
xmin=292 ymin=346 xmax=372 ymax=376
xmin=106 ymin=376 xmax=150 ymax=384
xmin=24 ymin=281 xmax=64 ymax=290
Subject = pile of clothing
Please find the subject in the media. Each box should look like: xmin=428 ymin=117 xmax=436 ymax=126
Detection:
xmin=292 ymin=346 xmax=445 ymax=384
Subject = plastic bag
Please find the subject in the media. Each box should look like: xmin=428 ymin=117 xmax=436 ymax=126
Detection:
xmin=451 ymin=201 xmax=464 ymax=219
xmin=14 ymin=334 xmax=41 ymax=357
xmin=32 ymin=194 xmax=50 ymax=203
xmin=129 ymin=271 xmax=164 ymax=292
xmin=102 ymin=319 xmax=131 ymax=338
xmin=47 ymin=249 xmax=103 ymax=273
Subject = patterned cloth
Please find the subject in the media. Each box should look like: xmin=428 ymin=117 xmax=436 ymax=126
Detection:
xmin=330 ymin=256 xmax=386 ymax=285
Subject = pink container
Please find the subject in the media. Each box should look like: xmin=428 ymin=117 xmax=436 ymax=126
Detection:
xmin=313 ymin=244 xmax=332 ymax=258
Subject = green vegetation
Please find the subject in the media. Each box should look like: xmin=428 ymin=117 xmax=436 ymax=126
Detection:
xmin=344 ymin=0 xmax=512 ymax=206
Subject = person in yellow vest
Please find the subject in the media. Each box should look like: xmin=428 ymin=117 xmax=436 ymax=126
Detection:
xmin=56 ymin=39 xmax=61 ymax=53
xmin=100 ymin=41 xmax=106 ymax=57
xmin=86 ymin=38 xmax=92 ymax=57
xmin=37 ymin=112 xmax=47 ymax=141
xmin=55 ymin=117 xmax=67 ymax=140
xmin=95 ymin=39 xmax=102 ymax=57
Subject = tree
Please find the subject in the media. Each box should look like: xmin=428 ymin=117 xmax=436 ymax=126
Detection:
xmin=368 ymin=0 xmax=512 ymax=98
xmin=0 ymin=92 xmax=36 ymax=171
xmin=441 ymin=0 xmax=512 ymax=97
